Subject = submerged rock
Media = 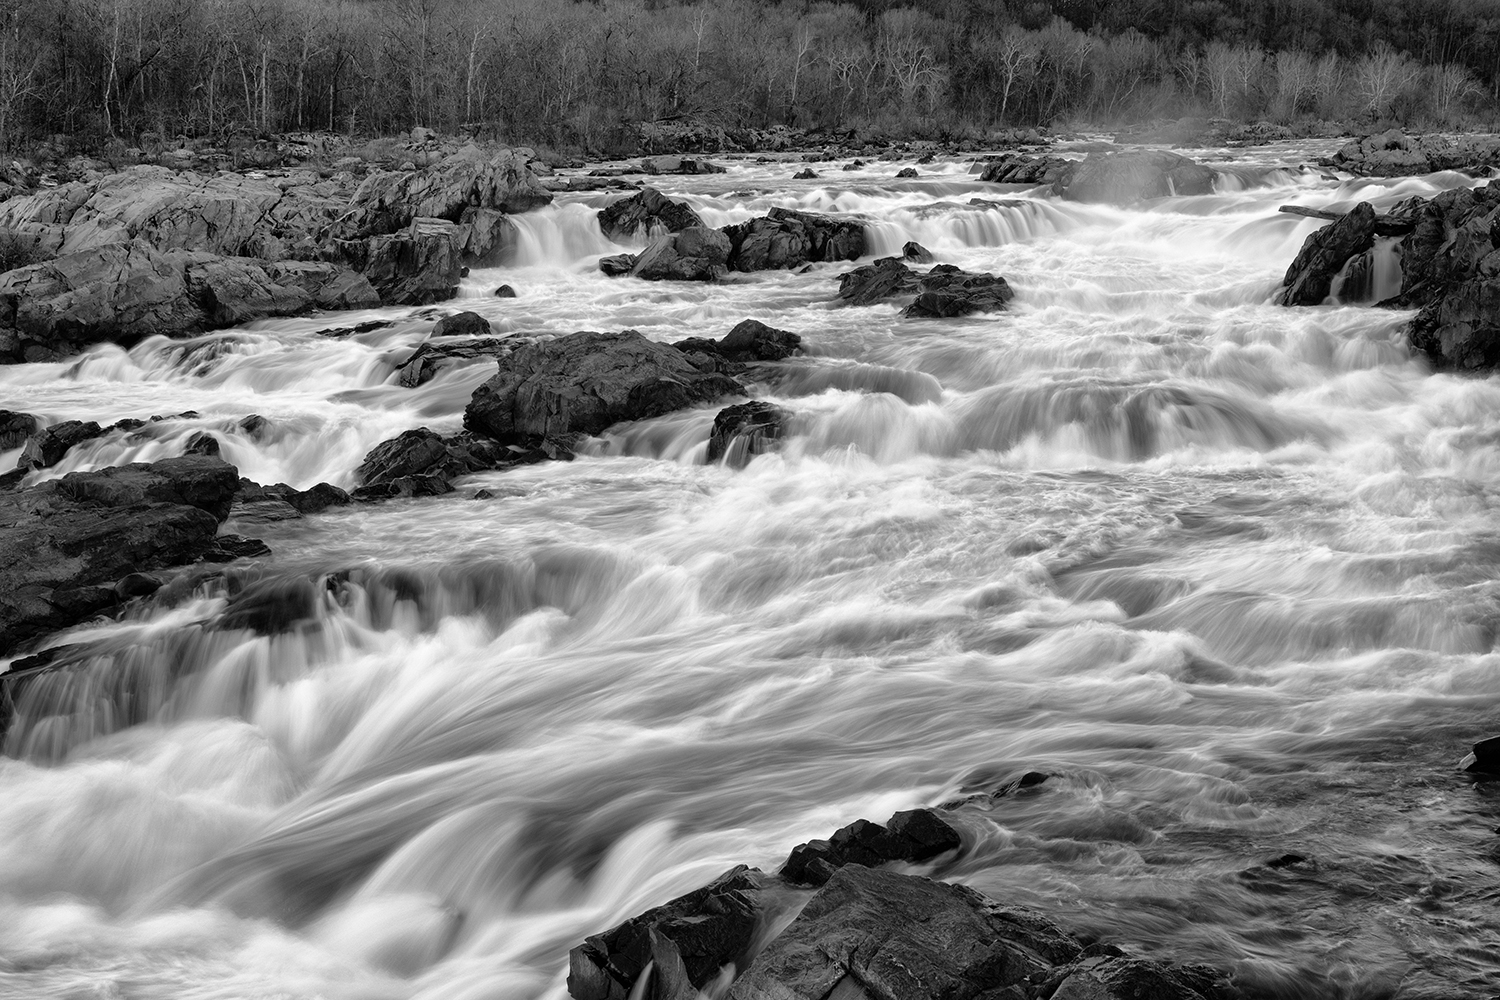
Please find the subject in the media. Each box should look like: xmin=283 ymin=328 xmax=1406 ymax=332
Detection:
xmin=598 ymin=187 xmax=705 ymax=243
xmin=0 ymin=456 xmax=241 ymax=651
xmin=465 ymin=331 xmax=740 ymax=443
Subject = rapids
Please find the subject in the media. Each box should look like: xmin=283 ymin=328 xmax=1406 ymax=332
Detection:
xmin=2 ymin=147 xmax=1499 ymax=1000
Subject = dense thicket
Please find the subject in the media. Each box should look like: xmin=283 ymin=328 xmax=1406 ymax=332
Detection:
xmin=1 ymin=0 xmax=1497 ymax=153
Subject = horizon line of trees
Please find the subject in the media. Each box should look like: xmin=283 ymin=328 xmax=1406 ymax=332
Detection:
xmin=1 ymin=0 xmax=1499 ymax=155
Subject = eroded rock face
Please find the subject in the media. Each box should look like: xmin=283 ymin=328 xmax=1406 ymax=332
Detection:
xmin=980 ymin=153 xmax=1069 ymax=185
xmin=398 ymin=338 xmax=514 ymax=388
xmin=839 ymin=257 xmax=922 ymax=306
xmin=354 ymin=218 xmax=463 ymax=305
xmin=1275 ymin=202 xmax=1377 ymax=307
xmin=0 ymin=456 xmax=241 ymax=652
xmin=1328 ymin=130 xmax=1500 ymax=178
xmin=674 ymin=319 xmax=801 ymax=364
xmin=723 ymin=208 xmax=866 ymax=271
xmin=906 ymin=265 xmax=1014 ymax=318
xmin=464 ymin=330 xmax=741 ymax=443
xmin=1053 ymin=151 xmax=1217 ymax=204
xmin=353 ymin=427 xmax=535 ymax=493
xmin=341 ymin=144 xmax=552 ymax=238
xmin=598 ymin=187 xmax=706 ymax=243
xmin=707 ymin=400 xmax=790 ymax=467
xmin=630 ymin=227 xmax=731 ymax=281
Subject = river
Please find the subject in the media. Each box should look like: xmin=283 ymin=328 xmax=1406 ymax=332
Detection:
xmin=1 ymin=144 xmax=1498 ymax=1000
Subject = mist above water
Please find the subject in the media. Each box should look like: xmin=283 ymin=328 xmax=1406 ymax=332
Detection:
xmin=2 ymin=152 xmax=1498 ymax=1000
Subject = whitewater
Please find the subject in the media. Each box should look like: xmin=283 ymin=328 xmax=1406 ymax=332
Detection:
xmin=0 ymin=144 xmax=1497 ymax=1000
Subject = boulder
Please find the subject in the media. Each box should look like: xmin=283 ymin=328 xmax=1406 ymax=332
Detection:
xmin=355 ymin=217 xmax=463 ymax=305
xmin=17 ymin=420 xmax=104 ymax=469
xmin=464 ymin=330 xmax=741 ymax=443
xmin=598 ymin=188 xmax=705 ymax=243
xmin=906 ymin=265 xmax=1015 ymax=318
xmin=1053 ymin=151 xmax=1217 ymax=204
xmin=339 ymin=144 xmax=552 ymax=238
xmin=673 ymin=319 xmax=801 ymax=363
xmin=457 ymin=206 xmax=517 ymax=266
xmin=0 ymin=409 xmax=37 ymax=449
xmin=640 ymin=156 xmax=726 ymax=175
xmin=598 ymin=253 xmax=636 ymax=277
xmin=398 ymin=338 xmax=514 ymax=387
xmin=707 ymin=401 xmax=790 ymax=467
xmin=794 ymin=168 xmax=819 ymax=180
xmin=432 ymin=310 xmax=492 ymax=338
xmin=494 ymin=284 xmax=517 ymax=298
xmin=781 ymin=809 xmax=962 ymax=887
xmin=629 ymin=227 xmax=731 ymax=282
xmin=902 ymin=241 xmax=933 ymax=263
xmin=1410 ymin=280 xmax=1500 ymax=369
xmin=1326 ymin=130 xmax=1500 ymax=178
xmin=727 ymin=866 xmax=1081 ymax=1000
xmin=895 ymin=167 xmax=918 ymax=178
xmin=262 ymin=261 xmax=381 ymax=311
xmin=839 ymin=257 xmax=921 ymax=306
xmin=354 ymin=427 xmax=542 ymax=488
xmin=180 ymin=251 xmax=311 ymax=327
xmin=568 ymin=866 xmax=774 ymax=1000
xmin=1049 ymin=956 xmax=1233 ymax=1000
xmin=1460 ymin=735 xmax=1500 ymax=774
xmin=979 ymin=153 xmax=1068 ymax=185
xmin=0 ymin=456 xmax=241 ymax=651
xmin=1275 ymin=202 xmax=1377 ymax=307
xmin=722 ymin=208 xmax=866 ymax=272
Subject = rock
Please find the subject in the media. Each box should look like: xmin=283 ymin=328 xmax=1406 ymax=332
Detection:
xmin=0 ymin=456 xmax=239 ymax=651
xmin=640 ymin=156 xmax=726 ymax=175
xmin=1275 ymin=203 xmax=1378 ymax=307
xmin=351 ymin=474 xmax=455 ymax=501
xmin=262 ymin=261 xmax=381 ymax=311
xmin=355 ymin=426 xmax=541 ymax=487
xmin=432 ymin=310 xmax=491 ymax=338
xmin=722 ymin=208 xmax=866 ymax=272
xmin=0 ymin=409 xmax=37 ymax=449
xmin=781 ymin=808 xmax=962 ymax=887
xmin=1053 ymin=151 xmax=1217 ymax=204
xmin=673 ymin=319 xmax=801 ymax=363
xmin=568 ymin=866 xmax=774 ymax=1000
xmin=839 ymin=257 xmax=921 ymax=306
xmin=598 ymin=253 xmax=636 ymax=276
xmin=793 ymin=168 xmax=819 ymax=180
xmin=727 ymin=866 xmax=1080 ymax=1000
xmin=355 ymin=217 xmax=463 ymax=305
xmin=902 ymin=241 xmax=933 ymax=263
xmin=629 ymin=227 xmax=731 ymax=282
xmin=398 ymin=337 xmax=514 ymax=387
xmin=17 ymin=420 xmax=104 ymax=469
xmin=707 ymin=401 xmax=789 ymax=467
xmin=237 ymin=414 xmax=271 ymax=439
xmin=494 ymin=284 xmax=516 ymax=298
xmin=202 ymin=534 xmax=272 ymax=561
xmin=906 ymin=265 xmax=1015 ymax=318
xmin=1049 ymin=956 xmax=1233 ymax=1000
xmin=1409 ymin=280 xmax=1500 ymax=369
xmin=979 ymin=153 xmax=1068 ymax=185
xmin=183 ymin=431 xmax=220 ymax=457
xmin=457 ymin=206 xmax=517 ymax=266
xmin=1327 ymin=130 xmax=1500 ymax=178
xmin=464 ymin=330 xmax=741 ymax=443
xmin=215 ymin=575 xmax=323 ymax=634
xmin=234 ymin=480 xmax=351 ymax=516
xmin=1461 ymin=735 xmax=1500 ymax=774
xmin=598 ymin=187 xmax=705 ymax=243
xmin=772 ymin=362 xmax=944 ymax=406
xmin=896 ymin=167 xmax=918 ymax=178
xmin=340 ymin=144 xmax=552 ymax=238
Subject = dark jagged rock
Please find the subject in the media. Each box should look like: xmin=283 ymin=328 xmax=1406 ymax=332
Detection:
xmin=465 ymin=331 xmax=741 ymax=444
xmin=839 ymin=257 xmax=921 ymax=306
xmin=902 ymin=241 xmax=933 ymax=263
xmin=598 ymin=253 xmax=636 ymax=276
xmin=568 ymin=866 xmax=773 ymax=1000
xmin=314 ymin=319 xmax=391 ymax=339
xmin=353 ymin=217 xmax=463 ymax=305
xmin=1053 ymin=151 xmax=1217 ymax=204
xmin=1048 ymin=956 xmax=1234 ymax=1000
xmin=1460 ymin=735 xmax=1500 ymax=774
xmin=906 ymin=265 xmax=1015 ymax=318
xmin=629 ymin=226 xmax=731 ymax=282
xmin=234 ymin=479 xmax=351 ymax=517
xmin=215 ymin=575 xmax=324 ymax=634
xmin=598 ymin=187 xmax=705 ymax=243
xmin=0 ymin=410 xmax=37 ymax=449
xmin=781 ymin=808 xmax=962 ymax=887
xmin=895 ymin=167 xmax=918 ymax=178
xmin=17 ymin=419 xmax=104 ymax=469
xmin=722 ymin=208 xmax=866 ymax=272
xmin=237 ymin=414 xmax=271 ymax=439
xmin=494 ymin=284 xmax=516 ymax=298
xmin=793 ymin=168 xmax=819 ymax=180
xmin=1327 ymin=130 xmax=1500 ymax=178
xmin=202 ymin=534 xmax=271 ymax=561
xmin=707 ymin=401 xmax=789 ymax=467
xmin=354 ymin=426 xmax=544 ymax=491
xmin=979 ymin=153 xmax=1068 ymax=185
xmin=674 ymin=319 xmax=801 ymax=364
xmin=398 ymin=337 xmax=514 ymax=387
xmin=1275 ymin=202 xmax=1377 ymax=307
xmin=184 ymin=431 xmax=220 ymax=457
xmin=0 ymin=456 xmax=239 ymax=652
xmin=729 ymin=866 xmax=1081 ymax=1000
xmin=351 ymin=474 xmax=455 ymax=502
xmin=355 ymin=428 xmax=451 ymax=485
xmin=432 ymin=310 xmax=491 ymax=339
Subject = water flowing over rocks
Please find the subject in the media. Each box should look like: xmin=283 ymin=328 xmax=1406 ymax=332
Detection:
xmin=464 ymin=330 xmax=742 ymax=444
xmin=0 ymin=456 xmax=242 ymax=652
xmin=979 ymin=153 xmax=1069 ymax=185
xmin=1053 ymin=150 xmax=1217 ymax=204
xmin=597 ymin=187 xmax=705 ymax=243
xmin=397 ymin=337 xmax=514 ymax=387
xmin=722 ymin=208 xmax=866 ymax=271
xmin=673 ymin=319 xmax=801 ymax=364
xmin=352 ymin=427 xmax=545 ymax=498
xmin=706 ymin=401 xmax=790 ymax=467
xmin=336 ymin=144 xmax=552 ymax=237
xmin=839 ymin=259 xmax=1014 ymax=317
xmin=628 ymin=227 xmax=732 ymax=281
xmin=1276 ymin=182 xmax=1500 ymax=368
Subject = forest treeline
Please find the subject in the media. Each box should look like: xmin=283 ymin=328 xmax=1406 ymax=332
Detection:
xmin=1 ymin=0 xmax=1499 ymax=153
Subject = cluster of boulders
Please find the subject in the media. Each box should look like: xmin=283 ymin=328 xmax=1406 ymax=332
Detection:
xmin=567 ymin=806 xmax=1236 ymax=1000
xmin=1324 ymin=130 xmax=1500 ymax=178
xmin=0 ymin=142 xmax=552 ymax=362
xmin=976 ymin=149 xmax=1219 ymax=204
xmin=1276 ymin=182 xmax=1500 ymax=369
xmin=839 ymin=249 xmax=1015 ymax=318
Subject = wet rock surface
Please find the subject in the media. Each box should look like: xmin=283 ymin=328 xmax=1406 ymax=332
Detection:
xmin=1326 ymin=130 xmax=1500 ymax=177
xmin=706 ymin=400 xmax=790 ymax=467
xmin=839 ymin=259 xmax=1014 ymax=316
xmin=598 ymin=187 xmax=705 ymax=243
xmin=673 ymin=319 xmax=801 ymax=364
xmin=1053 ymin=150 xmax=1217 ymax=204
xmin=722 ymin=207 xmax=866 ymax=272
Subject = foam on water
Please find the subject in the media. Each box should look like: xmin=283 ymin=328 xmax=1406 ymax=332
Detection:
xmin=2 ymin=155 xmax=1499 ymax=1000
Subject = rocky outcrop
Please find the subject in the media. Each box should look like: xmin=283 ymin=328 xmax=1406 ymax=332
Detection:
xmin=431 ymin=310 xmax=492 ymax=338
xmin=839 ymin=259 xmax=1014 ymax=317
xmin=456 ymin=206 xmax=517 ymax=266
xmin=338 ymin=144 xmax=552 ymax=238
xmin=0 ymin=409 xmax=37 ymax=449
xmin=1053 ymin=151 xmax=1217 ymax=204
xmin=629 ymin=227 xmax=731 ymax=281
xmin=722 ymin=208 xmax=866 ymax=272
xmin=0 ymin=240 xmax=367 ymax=363
xmin=979 ymin=153 xmax=1069 ymax=185
xmin=566 ymin=806 xmax=1234 ymax=1000
xmin=0 ymin=456 xmax=243 ymax=652
xmin=1327 ymin=130 xmax=1500 ymax=178
xmin=673 ymin=319 xmax=801 ymax=364
xmin=464 ymin=330 xmax=741 ymax=444
xmin=397 ymin=338 xmax=514 ymax=387
xmin=16 ymin=419 xmax=105 ymax=470
xmin=1276 ymin=183 xmax=1500 ymax=369
xmin=706 ymin=401 xmax=790 ymax=467
xmin=348 ymin=217 xmax=464 ymax=305
xmin=780 ymin=809 xmax=962 ymax=887
xmin=1275 ymin=202 xmax=1377 ymax=307
xmin=352 ymin=426 xmax=549 ymax=498
xmin=598 ymin=188 xmax=705 ymax=243
xmin=639 ymin=155 xmax=726 ymax=175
